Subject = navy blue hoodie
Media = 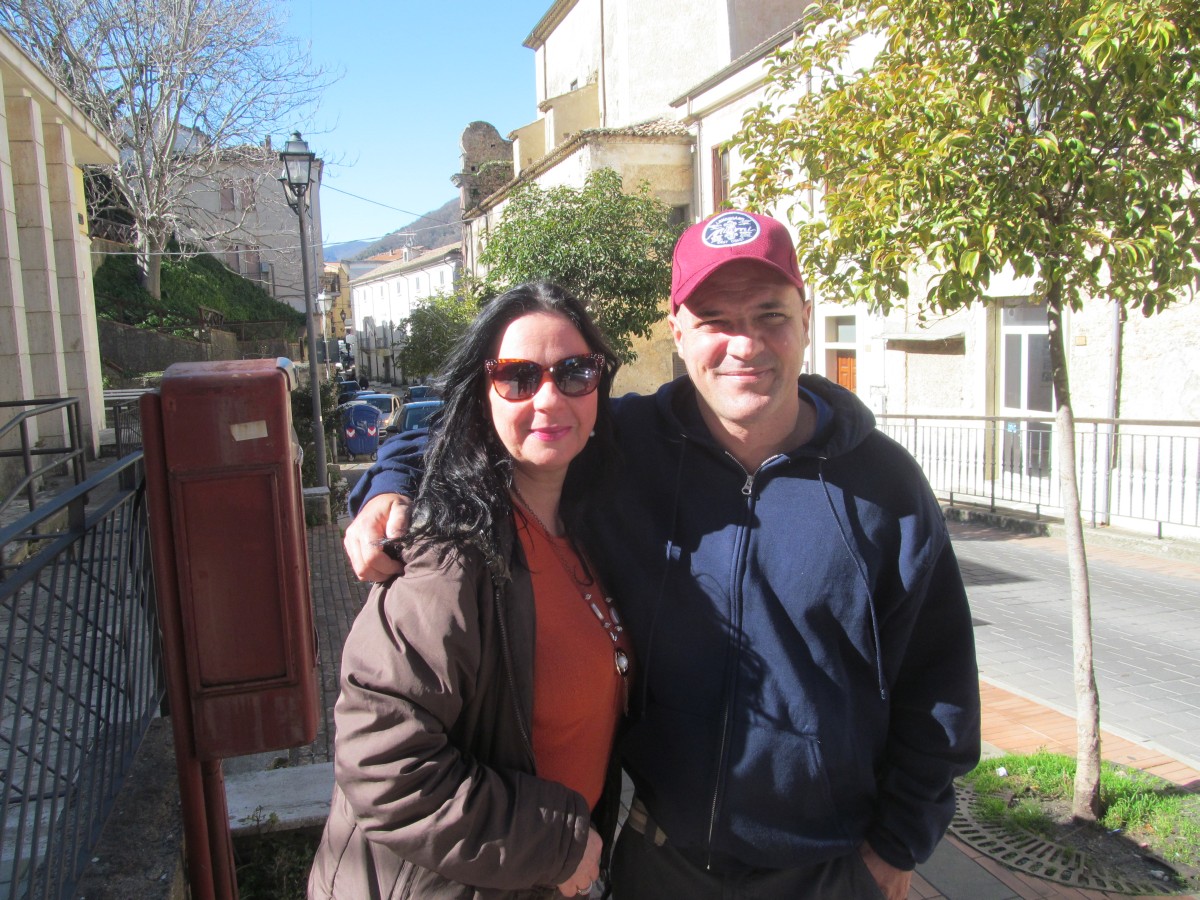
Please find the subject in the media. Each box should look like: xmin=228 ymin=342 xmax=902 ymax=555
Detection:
xmin=351 ymin=374 xmax=981 ymax=874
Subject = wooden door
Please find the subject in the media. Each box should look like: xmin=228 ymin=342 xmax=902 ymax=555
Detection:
xmin=835 ymin=351 xmax=856 ymax=392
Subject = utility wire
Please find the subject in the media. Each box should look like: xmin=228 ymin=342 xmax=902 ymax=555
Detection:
xmin=321 ymin=183 xmax=457 ymax=229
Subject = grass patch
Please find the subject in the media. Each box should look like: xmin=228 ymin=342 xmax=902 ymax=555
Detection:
xmin=234 ymin=826 xmax=321 ymax=900
xmin=961 ymin=750 xmax=1200 ymax=875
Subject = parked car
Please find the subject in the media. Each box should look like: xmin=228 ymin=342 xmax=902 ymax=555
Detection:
xmin=336 ymin=379 xmax=362 ymax=406
xmin=394 ymin=399 xmax=444 ymax=433
xmin=351 ymin=392 xmax=404 ymax=436
xmin=402 ymin=384 xmax=438 ymax=402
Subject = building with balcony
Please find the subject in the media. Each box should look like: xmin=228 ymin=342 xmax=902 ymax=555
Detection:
xmin=350 ymin=243 xmax=464 ymax=385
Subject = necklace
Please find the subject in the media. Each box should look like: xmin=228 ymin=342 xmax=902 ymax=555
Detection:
xmin=510 ymin=483 xmax=630 ymax=679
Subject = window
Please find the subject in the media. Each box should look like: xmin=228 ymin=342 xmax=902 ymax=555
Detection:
xmin=712 ymin=146 xmax=731 ymax=210
xmin=224 ymin=245 xmax=240 ymax=272
xmin=238 ymin=178 xmax=255 ymax=210
xmin=999 ymin=298 xmax=1053 ymax=477
xmin=220 ymin=185 xmax=236 ymax=211
xmin=1000 ymin=301 xmax=1053 ymax=413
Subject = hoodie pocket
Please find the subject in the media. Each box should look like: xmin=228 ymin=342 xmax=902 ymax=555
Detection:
xmin=715 ymin=714 xmax=862 ymax=867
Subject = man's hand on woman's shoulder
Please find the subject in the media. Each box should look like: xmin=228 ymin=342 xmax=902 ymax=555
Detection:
xmin=343 ymin=493 xmax=412 ymax=582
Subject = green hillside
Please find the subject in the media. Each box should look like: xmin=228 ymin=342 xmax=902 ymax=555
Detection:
xmin=94 ymin=252 xmax=305 ymax=338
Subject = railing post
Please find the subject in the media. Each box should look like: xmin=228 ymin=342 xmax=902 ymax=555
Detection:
xmin=1089 ymin=422 xmax=1098 ymax=527
xmin=989 ymin=419 xmax=998 ymax=512
xmin=19 ymin=416 xmax=36 ymax=512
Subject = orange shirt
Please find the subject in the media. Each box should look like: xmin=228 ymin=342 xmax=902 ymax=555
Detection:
xmin=515 ymin=514 xmax=631 ymax=809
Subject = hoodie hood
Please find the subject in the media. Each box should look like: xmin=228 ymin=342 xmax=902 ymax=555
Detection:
xmin=651 ymin=373 xmax=878 ymax=463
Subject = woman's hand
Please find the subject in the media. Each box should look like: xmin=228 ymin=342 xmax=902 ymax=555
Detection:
xmin=557 ymin=828 xmax=602 ymax=897
xmin=343 ymin=492 xmax=411 ymax=582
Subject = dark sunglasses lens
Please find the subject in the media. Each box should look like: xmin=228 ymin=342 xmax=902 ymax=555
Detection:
xmin=492 ymin=361 xmax=543 ymax=399
xmin=553 ymin=357 xmax=602 ymax=396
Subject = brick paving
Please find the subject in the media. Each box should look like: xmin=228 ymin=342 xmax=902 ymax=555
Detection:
xmin=294 ymin=517 xmax=1200 ymax=899
xmin=303 ymin=522 xmax=370 ymax=765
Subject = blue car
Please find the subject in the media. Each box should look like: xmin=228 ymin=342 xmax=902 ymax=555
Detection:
xmin=396 ymin=399 xmax=443 ymax=433
xmin=403 ymin=384 xmax=438 ymax=402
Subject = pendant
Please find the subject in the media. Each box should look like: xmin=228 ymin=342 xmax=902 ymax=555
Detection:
xmin=615 ymin=649 xmax=630 ymax=676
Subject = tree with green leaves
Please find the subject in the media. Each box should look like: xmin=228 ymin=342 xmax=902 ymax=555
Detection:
xmin=736 ymin=0 xmax=1200 ymax=820
xmin=398 ymin=287 xmax=481 ymax=380
xmin=477 ymin=168 xmax=680 ymax=361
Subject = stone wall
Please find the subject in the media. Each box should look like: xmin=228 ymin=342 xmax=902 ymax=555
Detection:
xmin=99 ymin=319 xmax=243 ymax=376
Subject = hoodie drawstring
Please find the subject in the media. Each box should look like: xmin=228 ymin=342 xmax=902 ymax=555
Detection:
xmin=817 ymin=457 xmax=889 ymax=702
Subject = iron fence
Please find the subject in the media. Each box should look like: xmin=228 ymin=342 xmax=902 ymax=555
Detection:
xmin=0 ymin=400 xmax=87 ymax=521
xmin=107 ymin=399 xmax=144 ymax=458
xmin=0 ymin=453 xmax=162 ymax=900
xmin=878 ymin=415 xmax=1200 ymax=537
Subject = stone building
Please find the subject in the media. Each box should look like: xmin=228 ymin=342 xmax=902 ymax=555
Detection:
xmin=1 ymin=30 xmax=118 ymax=498
xmin=456 ymin=0 xmax=1199 ymax=422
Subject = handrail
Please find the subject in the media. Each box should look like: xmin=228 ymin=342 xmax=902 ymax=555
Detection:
xmin=877 ymin=413 xmax=1197 ymax=428
xmin=0 ymin=398 xmax=87 ymax=519
xmin=875 ymin=414 xmax=1200 ymax=537
xmin=1 ymin=451 xmax=162 ymax=900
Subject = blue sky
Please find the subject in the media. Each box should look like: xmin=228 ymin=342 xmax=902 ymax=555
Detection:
xmin=284 ymin=0 xmax=553 ymax=249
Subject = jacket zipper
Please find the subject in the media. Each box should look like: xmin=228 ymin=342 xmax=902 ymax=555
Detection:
xmin=493 ymin=582 xmax=535 ymax=762
xmin=703 ymin=453 xmax=780 ymax=867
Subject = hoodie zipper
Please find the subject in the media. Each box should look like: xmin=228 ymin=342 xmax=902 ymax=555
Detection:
xmin=703 ymin=452 xmax=782 ymax=867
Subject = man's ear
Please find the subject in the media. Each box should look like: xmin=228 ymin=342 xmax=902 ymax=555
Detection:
xmin=668 ymin=312 xmax=684 ymax=351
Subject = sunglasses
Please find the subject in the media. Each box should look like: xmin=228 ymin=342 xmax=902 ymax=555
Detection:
xmin=484 ymin=354 xmax=605 ymax=401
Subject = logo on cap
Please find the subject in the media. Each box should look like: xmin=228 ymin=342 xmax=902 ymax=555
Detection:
xmin=701 ymin=211 xmax=760 ymax=248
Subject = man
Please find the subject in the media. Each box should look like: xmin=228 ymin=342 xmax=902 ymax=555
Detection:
xmin=345 ymin=210 xmax=981 ymax=899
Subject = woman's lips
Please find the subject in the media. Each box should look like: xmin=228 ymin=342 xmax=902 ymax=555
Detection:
xmin=530 ymin=425 xmax=571 ymax=441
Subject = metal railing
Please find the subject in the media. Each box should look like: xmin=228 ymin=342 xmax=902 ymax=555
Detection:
xmin=877 ymin=415 xmax=1200 ymax=537
xmin=0 ymin=453 xmax=163 ymax=900
xmin=0 ymin=400 xmax=87 ymax=521
xmin=107 ymin=398 xmax=144 ymax=458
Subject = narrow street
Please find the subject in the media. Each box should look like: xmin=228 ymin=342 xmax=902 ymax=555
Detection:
xmin=951 ymin=520 xmax=1200 ymax=770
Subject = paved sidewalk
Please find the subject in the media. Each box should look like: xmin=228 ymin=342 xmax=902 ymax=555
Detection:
xmin=225 ymin=519 xmax=1200 ymax=899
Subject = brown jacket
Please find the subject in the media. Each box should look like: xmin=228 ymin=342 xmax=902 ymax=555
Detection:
xmin=308 ymin=526 xmax=592 ymax=899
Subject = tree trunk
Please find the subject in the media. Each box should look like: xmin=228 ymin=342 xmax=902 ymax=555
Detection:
xmin=142 ymin=231 xmax=165 ymax=301
xmin=1047 ymin=300 xmax=1103 ymax=821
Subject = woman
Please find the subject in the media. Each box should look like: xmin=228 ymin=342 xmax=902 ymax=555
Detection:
xmin=309 ymin=282 xmax=631 ymax=899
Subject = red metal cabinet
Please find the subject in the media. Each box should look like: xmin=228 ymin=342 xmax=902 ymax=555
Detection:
xmin=142 ymin=358 xmax=318 ymax=759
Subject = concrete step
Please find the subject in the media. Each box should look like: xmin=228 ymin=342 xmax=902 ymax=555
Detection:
xmin=225 ymin=762 xmax=333 ymax=837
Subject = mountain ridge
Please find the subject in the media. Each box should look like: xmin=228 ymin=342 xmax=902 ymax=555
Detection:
xmin=323 ymin=197 xmax=461 ymax=262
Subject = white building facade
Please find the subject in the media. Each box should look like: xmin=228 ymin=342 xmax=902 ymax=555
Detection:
xmin=451 ymin=0 xmax=1199 ymax=536
xmin=349 ymin=243 xmax=464 ymax=385
xmin=463 ymin=0 xmax=1198 ymax=424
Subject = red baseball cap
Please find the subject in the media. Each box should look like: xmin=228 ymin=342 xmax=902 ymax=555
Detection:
xmin=670 ymin=210 xmax=806 ymax=313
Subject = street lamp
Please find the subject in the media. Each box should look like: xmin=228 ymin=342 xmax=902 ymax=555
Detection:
xmin=316 ymin=292 xmax=331 ymax=379
xmin=279 ymin=131 xmax=327 ymax=489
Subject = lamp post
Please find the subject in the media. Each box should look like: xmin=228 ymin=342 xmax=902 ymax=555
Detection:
xmin=316 ymin=291 xmax=331 ymax=379
xmin=279 ymin=132 xmax=327 ymax=489
xmin=340 ymin=309 xmax=348 ymax=367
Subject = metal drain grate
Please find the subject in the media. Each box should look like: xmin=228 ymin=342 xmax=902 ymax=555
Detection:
xmin=949 ymin=786 xmax=1184 ymax=895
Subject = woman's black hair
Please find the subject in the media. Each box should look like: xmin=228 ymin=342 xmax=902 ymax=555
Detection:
xmin=405 ymin=280 xmax=620 ymax=580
